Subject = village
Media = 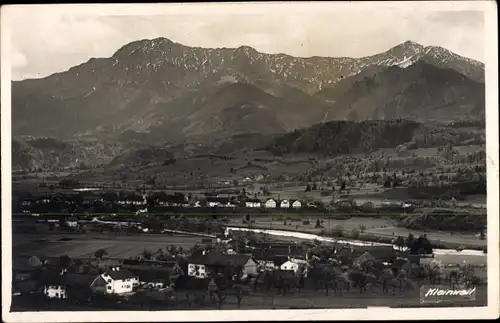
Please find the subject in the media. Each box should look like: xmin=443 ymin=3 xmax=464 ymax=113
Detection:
xmin=14 ymin=184 xmax=439 ymax=217
xmin=12 ymin=214 xmax=487 ymax=310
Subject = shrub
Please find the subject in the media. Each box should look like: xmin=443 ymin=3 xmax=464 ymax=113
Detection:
xmin=351 ymin=228 xmax=360 ymax=239
xmin=302 ymin=220 xmax=310 ymax=225
xmin=331 ymin=225 xmax=344 ymax=237
xmin=359 ymin=224 xmax=366 ymax=233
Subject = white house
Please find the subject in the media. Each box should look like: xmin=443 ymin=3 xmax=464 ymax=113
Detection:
xmin=280 ymin=260 xmax=300 ymax=272
xmin=245 ymin=199 xmax=261 ymax=208
xmin=142 ymin=280 xmax=166 ymax=289
xmin=65 ymin=220 xmax=79 ymax=227
xmin=207 ymin=198 xmax=235 ymax=208
xmin=92 ymin=267 xmax=139 ymax=295
xmin=44 ymin=285 xmax=67 ymax=299
xmin=292 ymin=200 xmax=302 ymax=209
xmin=280 ymin=200 xmax=290 ymax=208
xmin=187 ymin=263 xmax=208 ymax=279
xmin=264 ymin=199 xmax=277 ymax=209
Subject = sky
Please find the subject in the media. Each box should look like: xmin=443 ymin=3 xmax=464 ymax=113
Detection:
xmin=5 ymin=2 xmax=489 ymax=81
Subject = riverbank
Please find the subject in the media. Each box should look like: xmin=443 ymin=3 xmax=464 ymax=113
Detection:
xmin=226 ymin=219 xmax=487 ymax=252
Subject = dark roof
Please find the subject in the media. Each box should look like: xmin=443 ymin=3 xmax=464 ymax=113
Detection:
xmin=389 ymin=258 xmax=409 ymax=268
xmin=252 ymin=248 xmax=275 ymax=261
xmin=122 ymin=259 xmax=179 ymax=268
xmin=354 ymin=246 xmax=397 ymax=260
xmin=206 ymin=197 xmax=231 ymax=204
xmin=103 ymin=268 xmax=136 ymax=280
xmin=252 ymin=245 xmax=303 ymax=259
xmin=59 ymin=273 xmax=97 ymax=288
xmin=188 ymin=252 xmax=254 ymax=267
xmin=272 ymin=255 xmax=290 ymax=267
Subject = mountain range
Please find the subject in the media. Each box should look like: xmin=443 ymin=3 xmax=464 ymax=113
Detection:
xmin=12 ymin=39 xmax=484 ymax=143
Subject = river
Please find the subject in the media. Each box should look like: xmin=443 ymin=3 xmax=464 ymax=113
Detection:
xmin=225 ymin=226 xmax=485 ymax=257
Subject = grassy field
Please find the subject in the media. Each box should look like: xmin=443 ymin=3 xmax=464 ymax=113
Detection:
xmin=12 ymin=233 xmax=207 ymax=260
xmin=10 ymin=286 xmax=487 ymax=311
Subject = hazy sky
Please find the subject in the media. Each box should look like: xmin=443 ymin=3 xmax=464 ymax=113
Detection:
xmin=6 ymin=2 xmax=488 ymax=81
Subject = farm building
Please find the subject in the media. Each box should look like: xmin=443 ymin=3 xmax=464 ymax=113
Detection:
xmin=245 ymin=199 xmax=262 ymax=208
xmin=94 ymin=267 xmax=139 ymax=295
xmin=263 ymin=243 xmax=306 ymax=260
xmin=336 ymin=246 xmax=397 ymax=266
xmin=44 ymin=285 xmax=68 ymax=299
xmin=291 ymin=200 xmax=302 ymax=209
xmin=280 ymin=260 xmax=304 ymax=273
xmin=187 ymin=252 xmax=259 ymax=279
xmin=280 ymin=200 xmax=290 ymax=208
xmin=206 ymin=197 xmax=236 ymax=208
xmin=264 ymin=199 xmax=277 ymax=208
xmin=252 ymin=249 xmax=289 ymax=271
xmin=121 ymin=259 xmax=185 ymax=285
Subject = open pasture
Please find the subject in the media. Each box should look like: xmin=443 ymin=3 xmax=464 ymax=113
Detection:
xmin=12 ymin=233 xmax=207 ymax=259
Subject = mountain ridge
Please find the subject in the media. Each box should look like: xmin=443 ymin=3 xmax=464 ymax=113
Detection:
xmin=12 ymin=39 xmax=484 ymax=142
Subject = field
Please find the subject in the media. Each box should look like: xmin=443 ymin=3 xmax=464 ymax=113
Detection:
xmin=10 ymin=286 xmax=488 ymax=311
xmin=12 ymin=233 xmax=207 ymax=260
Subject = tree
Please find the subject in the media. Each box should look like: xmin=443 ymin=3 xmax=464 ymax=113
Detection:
xmin=94 ymin=249 xmax=108 ymax=260
xmin=405 ymin=233 xmax=415 ymax=248
xmin=59 ymin=255 xmax=72 ymax=270
xmin=340 ymin=181 xmax=346 ymax=191
xmin=232 ymin=284 xmax=249 ymax=308
xmin=479 ymin=228 xmax=486 ymax=240
xmin=244 ymin=214 xmax=251 ymax=222
xmin=383 ymin=178 xmax=392 ymax=188
xmin=312 ymin=183 xmax=318 ymax=191
xmin=410 ymin=234 xmax=433 ymax=255
xmin=392 ymin=178 xmax=401 ymax=188
xmin=305 ymin=184 xmax=311 ymax=192
xmin=394 ymin=236 xmax=405 ymax=251
xmin=143 ymin=248 xmax=153 ymax=260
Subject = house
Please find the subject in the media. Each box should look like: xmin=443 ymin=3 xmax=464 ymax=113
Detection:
xmin=280 ymin=200 xmax=290 ymax=208
xmin=121 ymin=259 xmax=185 ymax=285
xmin=92 ymin=266 xmax=139 ymax=295
xmin=264 ymin=199 xmax=277 ymax=209
xmin=280 ymin=260 xmax=300 ymax=272
xmin=264 ymin=243 xmax=305 ymax=260
xmin=187 ymin=252 xmax=259 ymax=279
xmin=245 ymin=199 xmax=262 ymax=208
xmin=252 ymin=249 xmax=289 ymax=271
xmin=44 ymin=285 xmax=68 ymax=299
xmin=338 ymin=246 xmax=397 ymax=266
xmin=59 ymin=273 xmax=99 ymax=301
xmin=357 ymin=246 xmax=397 ymax=262
xmin=206 ymin=197 xmax=236 ymax=208
xmin=291 ymin=200 xmax=302 ymax=209
xmin=353 ymin=252 xmax=375 ymax=268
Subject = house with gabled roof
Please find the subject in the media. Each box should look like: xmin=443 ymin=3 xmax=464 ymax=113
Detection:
xmin=245 ymin=198 xmax=262 ymax=208
xmin=264 ymin=199 xmax=277 ymax=209
xmin=93 ymin=266 xmax=139 ymax=295
xmin=280 ymin=199 xmax=290 ymax=208
xmin=252 ymin=249 xmax=289 ymax=271
xmin=291 ymin=200 xmax=302 ymax=209
xmin=187 ymin=252 xmax=258 ymax=279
